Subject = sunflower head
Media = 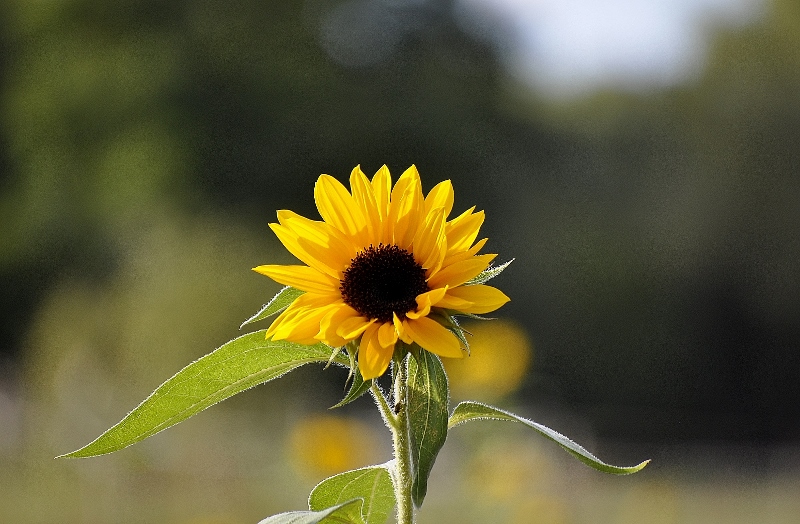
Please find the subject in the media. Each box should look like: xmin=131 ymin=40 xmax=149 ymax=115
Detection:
xmin=254 ymin=165 xmax=510 ymax=379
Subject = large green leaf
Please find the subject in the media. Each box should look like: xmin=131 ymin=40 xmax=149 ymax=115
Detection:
xmin=241 ymin=286 xmax=304 ymax=328
xmin=309 ymin=466 xmax=395 ymax=524
xmin=406 ymin=350 xmax=449 ymax=507
xmin=258 ymin=500 xmax=365 ymax=524
xmin=59 ymin=330 xmax=347 ymax=458
xmin=449 ymin=401 xmax=649 ymax=475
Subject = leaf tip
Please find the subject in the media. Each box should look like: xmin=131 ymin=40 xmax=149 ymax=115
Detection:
xmin=607 ymin=458 xmax=651 ymax=475
xmin=54 ymin=447 xmax=90 ymax=460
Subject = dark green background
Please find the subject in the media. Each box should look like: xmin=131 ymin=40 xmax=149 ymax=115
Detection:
xmin=2 ymin=0 xmax=798 ymax=446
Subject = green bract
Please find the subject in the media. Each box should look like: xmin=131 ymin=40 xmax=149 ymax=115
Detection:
xmin=240 ymin=285 xmax=305 ymax=329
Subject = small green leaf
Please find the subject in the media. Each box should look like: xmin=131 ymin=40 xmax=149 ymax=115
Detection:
xmin=309 ymin=466 xmax=395 ymax=524
xmin=465 ymin=259 xmax=514 ymax=285
xmin=258 ymin=499 xmax=365 ymax=524
xmin=59 ymin=331 xmax=347 ymax=458
xmin=331 ymin=366 xmax=372 ymax=409
xmin=449 ymin=401 xmax=650 ymax=475
xmin=406 ymin=350 xmax=449 ymax=507
xmin=241 ymin=286 xmax=304 ymax=328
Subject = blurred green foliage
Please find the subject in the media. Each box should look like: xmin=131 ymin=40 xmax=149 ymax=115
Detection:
xmin=2 ymin=0 xmax=800 ymax=521
xmin=1 ymin=0 xmax=799 ymax=450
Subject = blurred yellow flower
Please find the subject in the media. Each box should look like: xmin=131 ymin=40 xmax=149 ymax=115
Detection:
xmin=254 ymin=165 xmax=509 ymax=379
xmin=287 ymin=414 xmax=381 ymax=478
xmin=465 ymin=438 xmax=554 ymax=503
xmin=508 ymin=496 xmax=570 ymax=524
xmin=445 ymin=319 xmax=532 ymax=401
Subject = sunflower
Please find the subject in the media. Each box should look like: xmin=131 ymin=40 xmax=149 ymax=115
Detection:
xmin=254 ymin=165 xmax=510 ymax=379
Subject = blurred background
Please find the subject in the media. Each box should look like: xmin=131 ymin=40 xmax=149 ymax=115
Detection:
xmin=1 ymin=0 xmax=799 ymax=522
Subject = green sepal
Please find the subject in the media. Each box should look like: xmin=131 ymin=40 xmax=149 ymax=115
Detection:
xmin=438 ymin=313 xmax=471 ymax=354
xmin=58 ymin=331 xmax=348 ymax=458
xmin=258 ymin=499 xmax=365 ymax=524
xmin=309 ymin=465 xmax=395 ymax=524
xmin=464 ymin=259 xmax=514 ymax=285
xmin=449 ymin=401 xmax=650 ymax=475
xmin=454 ymin=312 xmax=494 ymax=321
xmin=240 ymin=286 xmax=304 ymax=329
xmin=406 ymin=350 xmax=449 ymax=507
xmin=331 ymin=364 xmax=372 ymax=409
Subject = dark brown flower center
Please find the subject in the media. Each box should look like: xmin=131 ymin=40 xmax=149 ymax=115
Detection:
xmin=340 ymin=244 xmax=429 ymax=323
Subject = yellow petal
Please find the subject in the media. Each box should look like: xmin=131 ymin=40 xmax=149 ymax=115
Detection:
xmin=412 ymin=206 xmax=447 ymax=275
xmin=372 ymin=166 xmax=392 ymax=244
xmin=389 ymin=166 xmax=424 ymax=249
xmin=359 ymin=323 xmax=394 ymax=379
xmin=377 ymin=321 xmax=399 ymax=348
xmin=446 ymin=209 xmax=485 ymax=257
xmin=372 ymin=166 xmax=392 ymax=217
xmin=350 ymin=165 xmax=381 ymax=245
xmin=252 ymin=264 xmax=339 ymax=294
xmin=406 ymin=286 xmax=448 ymax=319
xmin=427 ymin=253 xmax=496 ymax=289
xmin=315 ymin=175 xmax=367 ymax=240
xmin=337 ymin=314 xmax=375 ymax=340
xmin=269 ymin=299 xmax=340 ymax=343
xmin=278 ymin=210 xmax=356 ymax=258
xmin=403 ymin=316 xmax=463 ymax=358
xmin=393 ymin=312 xmax=413 ymax=344
xmin=443 ymin=237 xmax=488 ymax=267
xmin=316 ymin=303 xmax=362 ymax=346
xmin=269 ymin=223 xmax=341 ymax=279
xmin=436 ymin=284 xmax=510 ymax=314
xmin=271 ymin=216 xmax=354 ymax=278
xmin=424 ymin=180 xmax=454 ymax=219
xmin=267 ymin=291 xmax=336 ymax=327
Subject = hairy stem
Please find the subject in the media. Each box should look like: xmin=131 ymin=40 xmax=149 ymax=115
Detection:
xmin=372 ymin=353 xmax=414 ymax=524
xmin=391 ymin=353 xmax=414 ymax=524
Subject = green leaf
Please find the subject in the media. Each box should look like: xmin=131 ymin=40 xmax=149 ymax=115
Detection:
xmin=465 ymin=259 xmax=514 ymax=285
xmin=241 ymin=286 xmax=304 ymax=328
xmin=331 ymin=366 xmax=372 ymax=409
xmin=258 ymin=499 xmax=365 ymax=524
xmin=406 ymin=350 xmax=449 ymax=507
xmin=309 ymin=466 xmax=395 ymax=524
xmin=442 ymin=315 xmax=471 ymax=354
xmin=58 ymin=331 xmax=347 ymax=458
xmin=449 ymin=401 xmax=650 ymax=475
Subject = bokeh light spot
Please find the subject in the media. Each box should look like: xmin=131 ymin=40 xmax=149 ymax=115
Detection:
xmin=444 ymin=319 xmax=533 ymax=401
xmin=287 ymin=414 xmax=381 ymax=478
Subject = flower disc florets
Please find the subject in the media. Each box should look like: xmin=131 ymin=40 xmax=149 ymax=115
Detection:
xmin=340 ymin=244 xmax=430 ymax=323
xmin=253 ymin=164 xmax=510 ymax=379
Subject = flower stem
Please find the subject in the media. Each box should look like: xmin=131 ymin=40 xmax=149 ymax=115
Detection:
xmin=391 ymin=353 xmax=414 ymax=524
xmin=372 ymin=354 xmax=414 ymax=524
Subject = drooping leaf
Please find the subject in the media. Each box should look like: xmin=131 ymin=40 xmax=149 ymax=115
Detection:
xmin=241 ymin=286 xmax=304 ymax=328
xmin=406 ymin=350 xmax=449 ymax=507
xmin=309 ymin=466 xmax=395 ymax=524
xmin=59 ymin=331 xmax=347 ymax=458
xmin=464 ymin=259 xmax=513 ymax=285
xmin=449 ymin=401 xmax=650 ymax=475
xmin=258 ymin=499 xmax=365 ymax=524
xmin=331 ymin=365 xmax=372 ymax=409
